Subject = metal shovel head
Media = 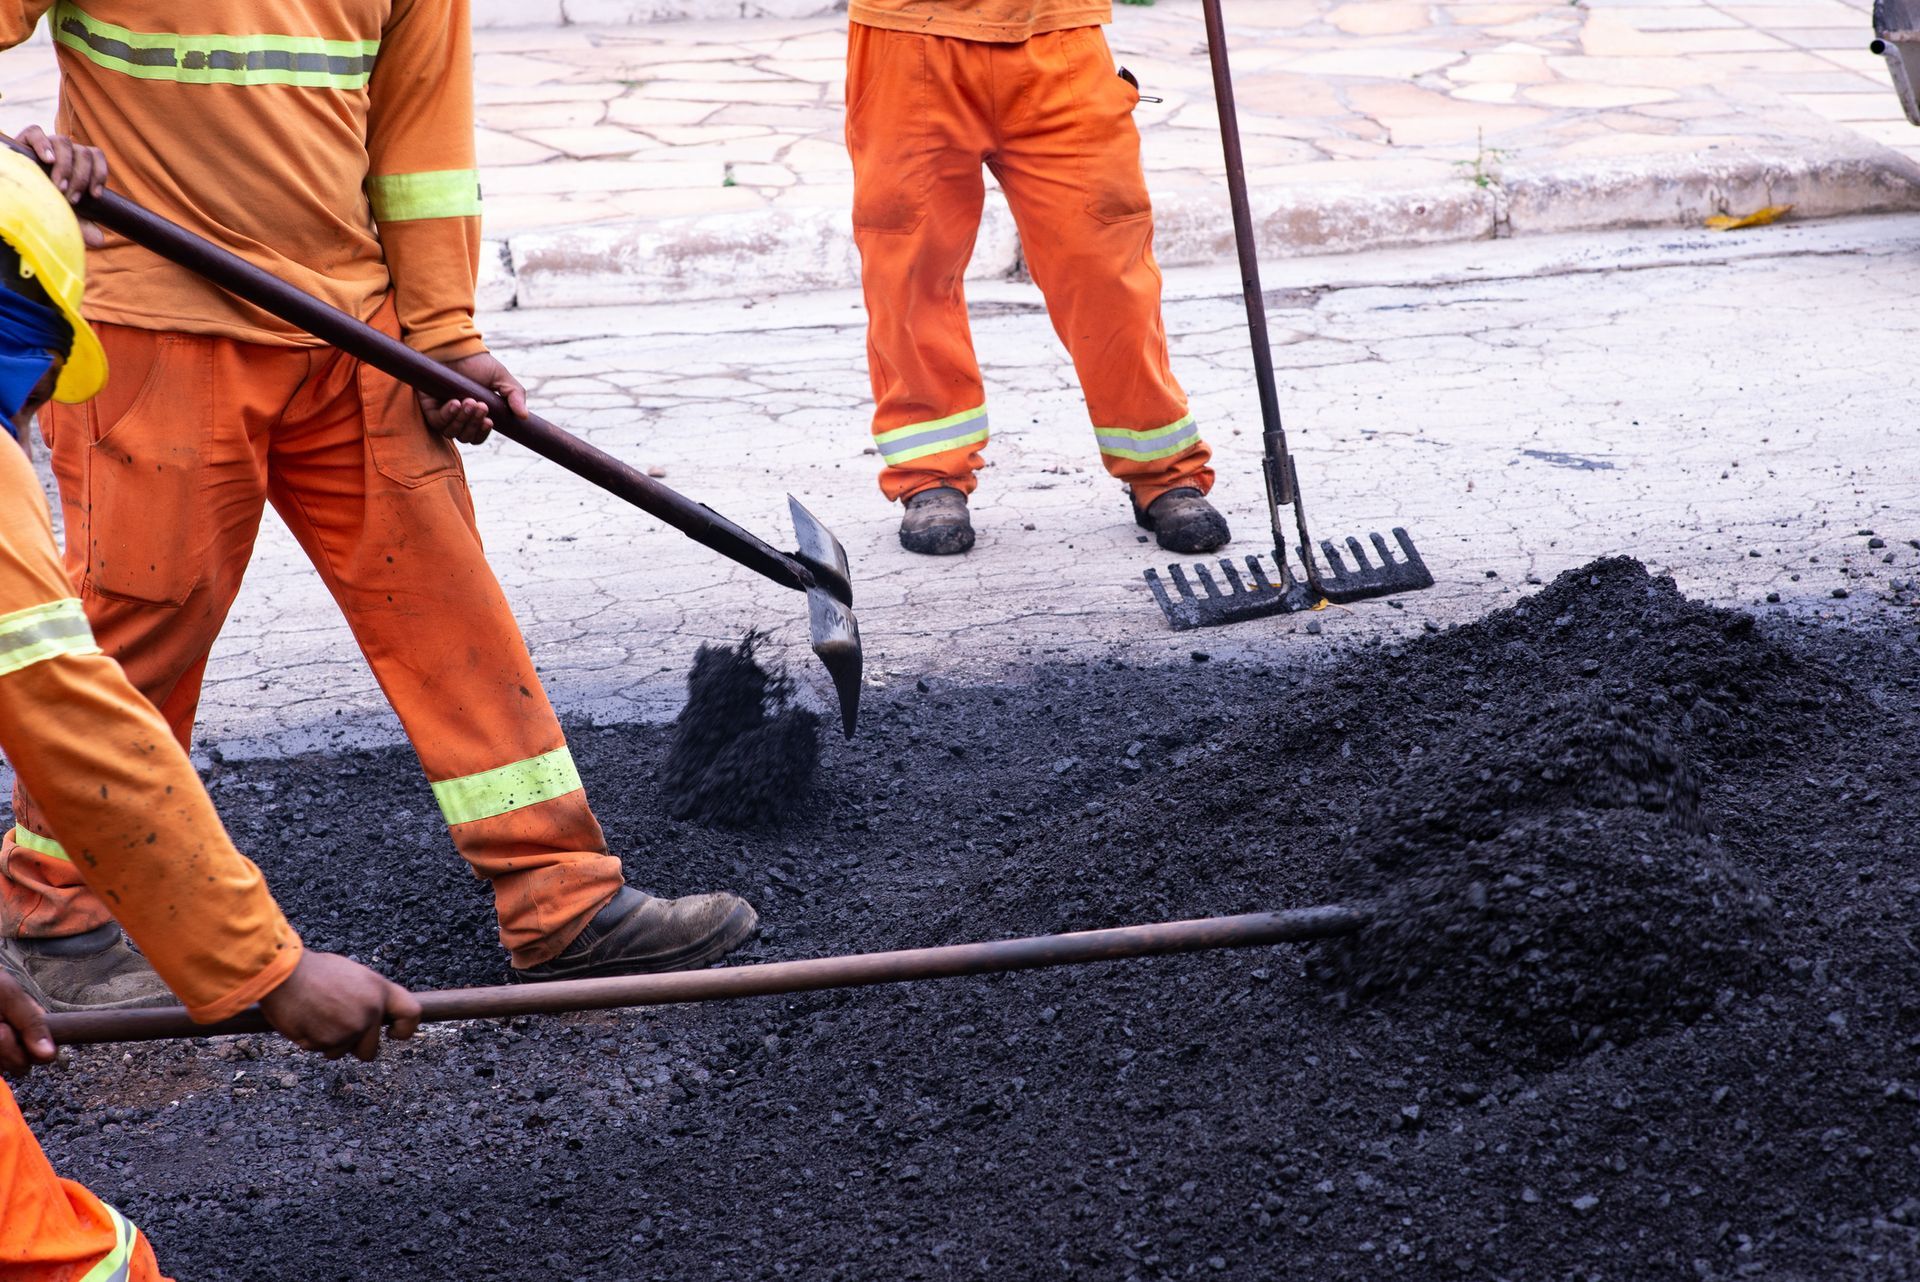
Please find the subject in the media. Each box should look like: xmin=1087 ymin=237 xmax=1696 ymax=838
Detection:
xmin=1146 ymin=528 xmax=1433 ymax=630
xmin=788 ymin=496 xmax=862 ymax=737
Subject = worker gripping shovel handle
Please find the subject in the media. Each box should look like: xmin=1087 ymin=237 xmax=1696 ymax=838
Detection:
xmin=45 ymin=905 xmax=1371 ymax=1046
xmin=3 ymin=137 xmax=865 ymax=737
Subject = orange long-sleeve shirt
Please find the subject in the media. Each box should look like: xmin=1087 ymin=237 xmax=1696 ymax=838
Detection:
xmin=0 ymin=439 xmax=300 ymax=1022
xmin=1 ymin=0 xmax=486 ymax=358
xmin=848 ymin=0 xmax=1112 ymax=41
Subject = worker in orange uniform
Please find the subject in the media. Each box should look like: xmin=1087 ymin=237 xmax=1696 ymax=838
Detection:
xmin=845 ymin=0 xmax=1233 ymax=557
xmin=0 ymin=0 xmax=760 ymax=1012
xmin=0 ymin=145 xmax=420 ymax=1281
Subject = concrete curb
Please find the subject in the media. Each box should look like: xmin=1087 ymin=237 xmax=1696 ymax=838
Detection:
xmin=488 ymin=138 xmax=1920 ymax=310
xmin=473 ymin=0 xmax=843 ymax=26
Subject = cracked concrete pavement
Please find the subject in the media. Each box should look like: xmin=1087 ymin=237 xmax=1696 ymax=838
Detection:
xmin=53 ymin=215 xmax=1911 ymax=762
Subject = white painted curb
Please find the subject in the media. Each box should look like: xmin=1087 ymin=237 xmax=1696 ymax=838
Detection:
xmin=486 ymin=141 xmax=1920 ymax=310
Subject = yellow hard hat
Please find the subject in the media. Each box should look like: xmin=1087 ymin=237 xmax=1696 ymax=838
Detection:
xmin=0 ymin=148 xmax=106 ymax=403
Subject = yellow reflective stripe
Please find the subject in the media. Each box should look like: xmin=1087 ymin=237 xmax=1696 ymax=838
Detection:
xmin=1094 ymin=413 xmax=1200 ymax=463
xmin=873 ymin=406 xmax=990 ymax=466
xmin=369 ymin=169 xmax=483 ymax=223
xmin=77 ymin=1202 xmax=134 ymax=1282
xmin=54 ymin=3 xmax=379 ymax=89
xmin=0 ymin=598 xmax=99 ymax=678
xmin=11 ymin=825 xmax=70 ymax=863
xmin=432 ymin=747 xmax=583 ymax=826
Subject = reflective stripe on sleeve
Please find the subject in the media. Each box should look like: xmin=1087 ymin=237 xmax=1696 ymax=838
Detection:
xmin=872 ymin=406 xmax=989 ymax=467
xmin=53 ymin=3 xmax=379 ymax=89
xmin=10 ymin=824 xmax=70 ymax=863
xmin=368 ymin=169 xmax=483 ymax=223
xmin=1094 ymin=413 xmax=1200 ymax=463
xmin=77 ymin=1201 xmax=135 ymax=1282
xmin=432 ymin=746 xmax=584 ymax=826
xmin=0 ymin=598 xmax=99 ymax=678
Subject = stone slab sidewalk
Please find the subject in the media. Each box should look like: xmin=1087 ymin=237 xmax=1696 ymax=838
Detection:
xmin=6 ymin=0 xmax=1916 ymax=308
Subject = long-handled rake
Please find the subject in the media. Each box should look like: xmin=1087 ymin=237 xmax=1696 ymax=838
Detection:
xmin=1145 ymin=0 xmax=1434 ymax=631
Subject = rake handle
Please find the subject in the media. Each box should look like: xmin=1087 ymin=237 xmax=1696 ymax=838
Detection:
xmin=43 ymin=906 xmax=1369 ymax=1046
xmin=4 ymin=136 xmax=818 ymax=599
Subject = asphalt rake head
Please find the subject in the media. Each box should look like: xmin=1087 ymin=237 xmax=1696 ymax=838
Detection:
xmin=1145 ymin=526 xmax=1433 ymax=631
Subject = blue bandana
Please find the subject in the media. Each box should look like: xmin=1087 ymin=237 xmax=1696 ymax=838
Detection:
xmin=0 ymin=286 xmax=68 ymax=438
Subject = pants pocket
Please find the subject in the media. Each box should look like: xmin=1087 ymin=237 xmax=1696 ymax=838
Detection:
xmin=847 ymin=28 xmax=931 ymax=234
xmin=1076 ymin=32 xmax=1155 ymax=225
xmin=358 ymin=360 xmax=462 ymax=489
xmin=82 ymin=335 xmax=209 ymax=607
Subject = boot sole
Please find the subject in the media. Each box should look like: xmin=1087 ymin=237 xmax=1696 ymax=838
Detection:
xmin=513 ymin=900 xmax=761 ymax=984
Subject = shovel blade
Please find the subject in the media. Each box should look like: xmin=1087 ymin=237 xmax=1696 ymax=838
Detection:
xmin=1145 ymin=554 xmax=1318 ymax=631
xmin=788 ymin=496 xmax=862 ymax=736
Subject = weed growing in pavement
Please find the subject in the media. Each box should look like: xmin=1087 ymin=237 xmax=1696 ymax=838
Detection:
xmin=1455 ymin=127 xmax=1510 ymax=190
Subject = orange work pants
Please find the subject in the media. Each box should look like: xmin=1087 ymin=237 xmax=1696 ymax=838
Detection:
xmin=1 ymin=1079 xmax=167 ymax=1282
xmin=846 ymin=23 xmax=1213 ymax=507
xmin=0 ymin=309 xmax=623 ymax=969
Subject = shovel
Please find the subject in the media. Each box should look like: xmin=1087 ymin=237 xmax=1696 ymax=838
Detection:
xmin=1144 ymin=0 xmax=1434 ymax=631
xmin=44 ymin=903 xmax=1368 ymax=1045
xmin=14 ymin=141 xmax=863 ymax=734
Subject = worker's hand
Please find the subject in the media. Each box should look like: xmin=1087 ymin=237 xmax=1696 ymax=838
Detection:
xmin=420 ymin=351 xmax=529 ymax=446
xmin=15 ymin=126 xmax=108 ymax=246
xmin=0 ymin=970 xmax=56 ymax=1077
xmin=258 ymin=950 xmax=421 ymax=1063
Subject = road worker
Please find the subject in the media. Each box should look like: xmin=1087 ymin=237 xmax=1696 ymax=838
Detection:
xmin=0 ymin=145 xmax=419 ymax=1282
xmin=844 ymin=0 xmax=1233 ymax=557
xmin=0 ymin=0 xmax=760 ymax=1012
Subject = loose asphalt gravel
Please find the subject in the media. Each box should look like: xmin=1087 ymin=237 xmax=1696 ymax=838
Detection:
xmin=14 ymin=555 xmax=1920 ymax=1281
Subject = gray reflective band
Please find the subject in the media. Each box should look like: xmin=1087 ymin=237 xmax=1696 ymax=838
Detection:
xmin=54 ymin=4 xmax=380 ymax=89
xmin=872 ymin=407 xmax=991 ymax=466
xmin=0 ymin=598 xmax=99 ymax=678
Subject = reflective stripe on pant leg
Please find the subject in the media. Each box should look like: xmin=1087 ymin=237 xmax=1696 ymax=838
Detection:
xmin=873 ymin=405 xmax=990 ymax=467
xmin=10 ymin=824 xmax=69 ymax=863
xmin=1094 ymin=413 xmax=1200 ymax=465
xmin=431 ymin=746 xmax=585 ymax=827
xmin=77 ymin=1201 xmax=135 ymax=1282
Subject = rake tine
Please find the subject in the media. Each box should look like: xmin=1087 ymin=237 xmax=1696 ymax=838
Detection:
xmin=1246 ymin=555 xmax=1278 ymax=592
xmin=1165 ymin=565 xmax=1198 ymax=602
xmin=1370 ymin=531 xmax=1395 ymax=568
xmin=1393 ymin=528 xmax=1422 ymax=562
xmin=1218 ymin=559 xmax=1248 ymax=595
xmin=1194 ymin=563 xmax=1223 ymax=599
xmin=1320 ymin=539 xmax=1351 ymax=582
xmin=1344 ymin=536 xmax=1374 ymax=575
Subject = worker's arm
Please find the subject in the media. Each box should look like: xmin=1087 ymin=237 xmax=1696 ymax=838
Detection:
xmin=367 ymin=0 xmax=485 ymax=362
xmin=0 ymin=443 xmax=414 ymax=1052
xmin=0 ymin=2 xmax=54 ymax=50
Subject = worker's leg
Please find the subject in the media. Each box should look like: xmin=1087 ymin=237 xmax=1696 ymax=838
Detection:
xmin=847 ymin=24 xmax=1000 ymax=502
xmin=987 ymin=28 xmax=1214 ymax=509
xmin=1 ymin=326 xmax=281 ymax=943
xmin=263 ymin=314 xmax=622 ymax=969
xmin=0 ymin=1079 xmax=170 ymax=1280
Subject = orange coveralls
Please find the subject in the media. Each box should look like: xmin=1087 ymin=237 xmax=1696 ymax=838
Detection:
xmin=0 ymin=430 xmax=304 ymax=1282
xmin=0 ymin=0 xmax=624 ymax=968
xmin=846 ymin=0 xmax=1214 ymax=506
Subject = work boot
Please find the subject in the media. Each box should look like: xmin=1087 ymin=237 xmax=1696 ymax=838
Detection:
xmin=517 ymin=886 xmax=759 ymax=982
xmin=1134 ymin=487 xmax=1231 ymax=555
xmin=898 ymin=487 xmax=975 ymax=556
xmin=0 ymin=923 xmax=173 ymax=1012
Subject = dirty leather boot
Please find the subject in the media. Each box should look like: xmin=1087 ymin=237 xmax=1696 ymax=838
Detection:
xmin=0 ymin=923 xmax=173 ymax=1011
xmin=517 ymin=886 xmax=759 ymax=982
xmin=898 ymin=486 xmax=975 ymax=556
xmin=1134 ymin=487 xmax=1231 ymax=554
